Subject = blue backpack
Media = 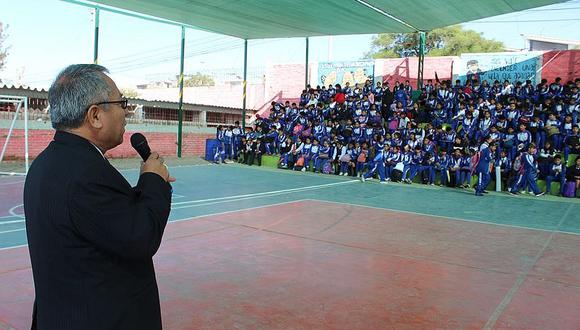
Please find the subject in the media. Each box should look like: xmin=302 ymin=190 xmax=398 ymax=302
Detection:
xmin=322 ymin=160 xmax=333 ymax=174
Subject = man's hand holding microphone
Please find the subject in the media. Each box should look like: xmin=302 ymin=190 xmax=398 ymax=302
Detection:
xmin=131 ymin=133 xmax=176 ymax=183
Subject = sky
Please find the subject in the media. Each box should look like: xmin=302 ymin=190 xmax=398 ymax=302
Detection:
xmin=0 ymin=0 xmax=579 ymax=89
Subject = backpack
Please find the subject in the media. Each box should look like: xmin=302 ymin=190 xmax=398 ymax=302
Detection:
xmin=295 ymin=156 xmax=305 ymax=167
xmin=563 ymin=181 xmax=576 ymax=198
xmin=512 ymin=155 xmax=523 ymax=172
xmin=357 ymin=151 xmax=367 ymax=163
xmin=469 ymin=151 xmax=480 ymax=175
xmin=389 ymin=119 xmax=399 ymax=131
xmin=322 ymin=161 xmax=333 ymax=174
xmin=391 ymin=169 xmax=403 ymax=182
xmin=293 ymin=124 xmax=303 ymax=136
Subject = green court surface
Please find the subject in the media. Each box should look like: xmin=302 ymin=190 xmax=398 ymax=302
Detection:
xmin=1 ymin=162 xmax=579 ymax=250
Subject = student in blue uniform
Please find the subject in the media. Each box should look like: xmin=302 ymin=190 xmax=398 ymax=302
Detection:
xmin=310 ymin=139 xmax=321 ymax=173
xmin=232 ymin=121 xmax=243 ymax=160
xmin=545 ymin=155 xmax=566 ymax=195
xmin=509 ymin=144 xmax=545 ymax=196
xmin=223 ymin=126 xmax=233 ymax=160
xmin=449 ymin=149 xmax=463 ymax=188
xmin=435 ymin=149 xmax=452 ymax=186
xmin=339 ymin=142 xmax=356 ymax=176
xmin=459 ymin=150 xmax=472 ymax=188
xmin=300 ymin=137 xmax=313 ymax=172
xmin=374 ymin=82 xmax=383 ymax=112
xmin=263 ymin=127 xmax=278 ymax=155
xmin=474 ymin=138 xmax=497 ymax=196
xmin=516 ymin=123 xmax=532 ymax=151
xmin=215 ymin=125 xmax=226 ymax=163
xmin=400 ymin=145 xmax=413 ymax=183
xmin=384 ymin=146 xmax=401 ymax=181
xmin=361 ymin=145 xmax=388 ymax=183
xmin=496 ymin=150 xmax=512 ymax=191
xmin=409 ymin=146 xmax=424 ymax=183
xmin=422 ymin=151 xmax=436 ymax=185
xmin=356 ymin=143 xmax=369 ymax=177
xmin=315 ymin=140 xmax=332 ymax=173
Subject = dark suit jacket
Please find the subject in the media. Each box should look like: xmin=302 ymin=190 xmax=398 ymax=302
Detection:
xmin=24 ymin=131 xmax=172 ymax=330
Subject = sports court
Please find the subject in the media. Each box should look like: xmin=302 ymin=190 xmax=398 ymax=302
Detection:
xmin=1 ymin=163 xmax=579 ymax=329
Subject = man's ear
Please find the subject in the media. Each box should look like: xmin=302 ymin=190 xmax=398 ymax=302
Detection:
xmin=86 ymin=105 xmax=103 ymax=129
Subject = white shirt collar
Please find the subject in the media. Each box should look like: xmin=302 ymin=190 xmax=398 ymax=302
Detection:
xmin=90 ymin=143 xmax=106 ymax=159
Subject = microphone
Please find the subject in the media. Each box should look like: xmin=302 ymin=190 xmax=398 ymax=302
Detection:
xmin=130 ymin=133 xmax=151 ymax=161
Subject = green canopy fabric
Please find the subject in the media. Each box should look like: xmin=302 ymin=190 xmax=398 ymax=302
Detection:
xmin=90 ymin=0 xmax=568 ymax=39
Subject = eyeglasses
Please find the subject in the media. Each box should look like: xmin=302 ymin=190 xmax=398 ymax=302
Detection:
xmin=86 ymin=98 xmax=128 ymax=112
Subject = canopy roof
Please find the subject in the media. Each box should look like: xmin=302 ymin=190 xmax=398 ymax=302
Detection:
xmin=90 ymin=0 xmax=568 ymax=39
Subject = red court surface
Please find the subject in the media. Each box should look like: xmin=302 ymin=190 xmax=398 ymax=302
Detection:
xmin=0 ymin=177 xmax=25 ymax=217
xmin=0 ymin=200 xmax=579 ymax=329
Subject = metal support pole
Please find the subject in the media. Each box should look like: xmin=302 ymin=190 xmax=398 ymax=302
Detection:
xmin=305 ymin=37 xmax=309 ymax=88
xmin=242 ymin=39 xmax=248 ymax=130
xmin=24 ymin=97 xmax=29 ymax=173
xmin=93 ymin=8 xmax=100 ymax=64
xmin=177 ymin=26 xmax=185 ymax=158
xmin=417 ymin=31 xmax=426 ymax=90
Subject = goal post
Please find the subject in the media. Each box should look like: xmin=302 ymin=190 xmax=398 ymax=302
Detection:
xmin=0 ymin=95 xmax=29 ymax=175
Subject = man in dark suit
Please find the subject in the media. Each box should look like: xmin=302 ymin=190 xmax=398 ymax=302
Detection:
xmin=24 ymin=64 xmax=174 ymax=329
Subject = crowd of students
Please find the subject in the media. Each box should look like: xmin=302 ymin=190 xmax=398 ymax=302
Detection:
xmin=215 ymin=76 xmax=580 ymax=197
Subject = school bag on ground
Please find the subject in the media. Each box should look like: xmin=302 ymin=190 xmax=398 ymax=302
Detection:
xmin=391 ymin=169 xmax=403 ymax=182
xmin=322 ymin=161 xmax=333 ymax=174
xmin=295 ymin=156 xmax=305 ymax=167
xmin=563 ymin=181 xmax=576 ymax=198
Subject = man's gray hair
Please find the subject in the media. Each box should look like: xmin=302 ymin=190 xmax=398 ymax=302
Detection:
xmin=48 ymin=64 xmax=112 ymax=130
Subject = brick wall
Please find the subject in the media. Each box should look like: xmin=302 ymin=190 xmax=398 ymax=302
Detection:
xmin=0 ymin=129 xmax=214 ymax=160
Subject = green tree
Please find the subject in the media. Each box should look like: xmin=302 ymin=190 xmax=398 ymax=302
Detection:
xmin=0 ymin=22 xmax=9 ymax=72
xmin=120 ymin=88 xmax=139 ymax=98
xmin=366 ymin=26 xmax=504 ymax=59
xmin=183 ymin=72 xmax=215 ymax=87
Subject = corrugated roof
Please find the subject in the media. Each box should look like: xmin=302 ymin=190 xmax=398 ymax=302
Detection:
xmin=0 ymin=84 xmax=48 ymax=93
xmin=0 ymin=85 xmax=247 ymax=112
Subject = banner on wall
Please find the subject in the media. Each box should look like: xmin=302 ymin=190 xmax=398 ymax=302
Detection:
xmin=318 ymin=61 xmax=374 ymax=87
xmin=455 ymin=51 xmax=544 ymax=85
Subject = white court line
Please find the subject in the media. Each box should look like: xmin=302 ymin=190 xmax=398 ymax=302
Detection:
xmin=171 ymin=180 xmax=356 ymax=206
xmin=0 ymin=199 xmax=311 ymax=251
xmin=482 ymin=203 xmax=574 ymax=329
xmin=170 ymin=199 xmax=308 ymax=223
xmin=0 ymin=183 xmax=354 ymax=234
xmin=0 ymin=243 xmax=27 ymax=251
xmin=0 ymin=228 xmax=25 ymax=234
xmin=0 ymin=172 xmax=26 ymax=177
xmin=309 ymin=199 xmax=580 ymax=236
xmin=172 ymin=189 xmax=322 ymax=210
xmin=0 ymin=214 xmax=21 ymax=219
xmin=0 ymin=219 xmax=24 ymax=225
xmin=8 ymin=204 xmax=24 ymax=219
